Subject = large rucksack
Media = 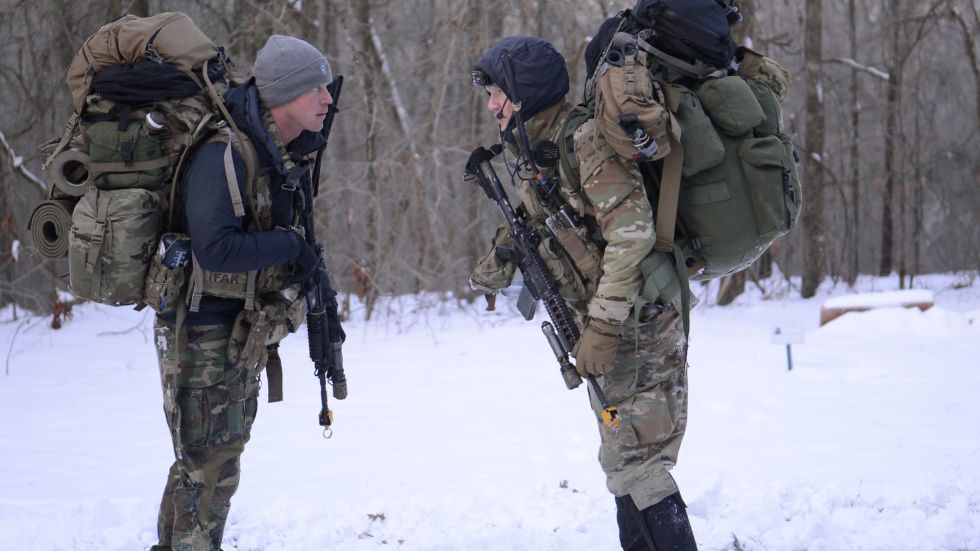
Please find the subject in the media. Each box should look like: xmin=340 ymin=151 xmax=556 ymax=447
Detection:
xmin=33 ymin=12 xmax=256 ymax=310
xmin=569 ymin=0 xmax=801 ymax=314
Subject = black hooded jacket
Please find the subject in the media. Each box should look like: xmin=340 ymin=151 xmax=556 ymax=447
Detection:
xmin=160 ymin=78 xmax=326 ymax=325
xmin=473 ymin=36 xmax=569 ymax=124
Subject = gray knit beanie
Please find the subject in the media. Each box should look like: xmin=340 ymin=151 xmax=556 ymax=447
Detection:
xmin=254 ymin=35 xmax=333 ymax=107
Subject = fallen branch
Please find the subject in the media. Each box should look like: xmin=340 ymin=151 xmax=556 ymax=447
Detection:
xmin=5 ymin=319 xmax=27 ymax=375
xmin=97 ymin=310 xmax=151 ymax=343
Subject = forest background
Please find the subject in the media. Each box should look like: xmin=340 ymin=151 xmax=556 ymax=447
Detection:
xmin=1 ymin=0 xmax=977 ymax=320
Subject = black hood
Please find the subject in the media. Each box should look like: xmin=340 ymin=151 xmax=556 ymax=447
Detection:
xmin=222 ymin=79 xmax=325 ymax=175
xmin=474 ymin=36 xmax=569 ymax=122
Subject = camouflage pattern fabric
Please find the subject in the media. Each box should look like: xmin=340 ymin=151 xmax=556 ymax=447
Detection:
xmin=589 ymin=304 xmax=688 ymax=510
xmin=572 ymin=117 xmax=655 ymax=325
xmin=154 ymin=319 xmax=259 ymax=551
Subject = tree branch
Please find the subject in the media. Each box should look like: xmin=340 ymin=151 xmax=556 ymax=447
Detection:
xmin=826 ymin=58 xmax=891 ymax=81
xmin=0 ymin=128 xmax=46 ymax=193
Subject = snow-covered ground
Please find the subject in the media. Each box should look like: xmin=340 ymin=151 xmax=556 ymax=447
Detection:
xmin=1 ymin=273 xmax=978 ymax=551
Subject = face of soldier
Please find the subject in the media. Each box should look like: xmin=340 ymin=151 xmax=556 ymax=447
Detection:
xmin=271 ymin=83 xmax=334 ymax=143
xmin=485 ymin=85 xmax=513 ymax=132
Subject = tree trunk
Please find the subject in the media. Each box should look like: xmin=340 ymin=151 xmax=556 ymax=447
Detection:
xmin=801 ymin=0 xmax=827 ymax=298
xmin=354 ymin=0 xmax=382 ymax=318
xmin=847 ymin=0 xmax=861 ymax=285
xmin=879 ymin=0 xmax=901 ymax=276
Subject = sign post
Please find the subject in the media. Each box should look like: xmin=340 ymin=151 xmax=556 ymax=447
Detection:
xmin=771 ymin=325 xmax=804 ymax=371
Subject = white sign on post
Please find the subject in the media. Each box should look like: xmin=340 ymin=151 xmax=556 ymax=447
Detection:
xmin=771 ymin=325 xmax=805 ymax=345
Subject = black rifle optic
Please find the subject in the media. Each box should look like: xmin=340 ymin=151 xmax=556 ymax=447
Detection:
xmin=465 ymin=145 xmax=619 ymax=429
xmin=298 ymin=75 xmax=348 ymax=437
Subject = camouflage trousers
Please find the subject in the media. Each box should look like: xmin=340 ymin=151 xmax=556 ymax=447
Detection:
xmin=153 ymin=319 xmax=260 ymax=551
xmin=588 ymin=304 xmax=689 ymax=511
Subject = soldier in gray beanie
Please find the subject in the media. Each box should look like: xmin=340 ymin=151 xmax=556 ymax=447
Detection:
xmin=255 ymin=34 xmax=333 ymax=107
xmin=150 ymin=31 xmax=345 ymax=551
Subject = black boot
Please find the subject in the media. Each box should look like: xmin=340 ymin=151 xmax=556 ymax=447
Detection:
xmin=615 ymin=492 xmax=698 ymax=551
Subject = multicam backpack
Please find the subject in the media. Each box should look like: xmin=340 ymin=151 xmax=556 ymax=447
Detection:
xmin=37 ymin=12 xmax=256 ymax=310
xmin=572 ymin=0 xmax=801 ymax=318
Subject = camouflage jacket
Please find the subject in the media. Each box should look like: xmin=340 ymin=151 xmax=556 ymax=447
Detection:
xmin=503 ymin=100 xmax=656 ymax=326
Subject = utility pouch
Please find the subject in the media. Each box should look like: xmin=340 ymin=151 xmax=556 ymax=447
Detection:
xmin=639 ymin=249 xmax=682 ymax=309
xmin=595 ymin=33 xmax=671 ymax=161
xmin=695 ymin=76 xmax=766 ymax=137
xmin=68 ymin=186 xmax=163 ymax=305
xmin=84 ymin=119 xmax=169 ymax=191
xmin=670 ymin=85 xmax=725 ymax=177
xmin=142 ymin=232 xmax=191 ymax=314
xmin=553 ymin=225 xmax=602 ymax=291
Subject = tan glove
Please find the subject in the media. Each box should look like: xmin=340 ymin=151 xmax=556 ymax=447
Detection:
xmin=572 ymin=319 xmax=621 ymax=377
xmin=469 ymin=225 xmax=517 ymax=296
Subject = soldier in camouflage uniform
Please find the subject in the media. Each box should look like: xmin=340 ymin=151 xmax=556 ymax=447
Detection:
xmin=150 ymin=35 xmax=344 ymax=551
xmin=469 ymin=36 xmax=698 ymax=550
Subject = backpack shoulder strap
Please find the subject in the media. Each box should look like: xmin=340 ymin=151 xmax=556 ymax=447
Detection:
xmin=557 ymin=105 xmax=590 ymax=190
xmin=203 ymin=126 xmax=261 ymax=226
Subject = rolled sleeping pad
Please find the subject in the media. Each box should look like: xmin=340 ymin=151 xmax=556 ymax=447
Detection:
xmin=28 ymin=199 xmax=76 ymax=258
xmin=46 ymin=149 xmax=92 ymax=197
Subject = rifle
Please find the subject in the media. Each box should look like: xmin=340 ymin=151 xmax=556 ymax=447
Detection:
xmin=465 ymin=145 xmax=620 ymax=429
xmin=299 ymin=76 xmax=348 ymax=436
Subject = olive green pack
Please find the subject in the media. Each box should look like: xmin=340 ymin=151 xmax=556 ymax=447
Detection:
xmin=566 ymin=44 xmax=801 ymax=318
xmin=36 ymin=12 xmax=255 ymax=310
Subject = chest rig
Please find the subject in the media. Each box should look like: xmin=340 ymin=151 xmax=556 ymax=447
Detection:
xmin=507 ymin=104 xmax=604 ymax=309
xmin=186 ymin=110 xmax=307 ymax=312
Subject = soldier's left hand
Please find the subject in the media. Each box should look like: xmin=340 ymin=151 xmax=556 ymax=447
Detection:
xmin=572 ymin=318 xmax=621 ymax=377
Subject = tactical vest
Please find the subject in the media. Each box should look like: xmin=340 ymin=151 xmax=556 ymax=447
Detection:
xmin=185 ymin=110 xmax=303 ymax=312
xmin=507 ymin=103 xmax=604 ymax=311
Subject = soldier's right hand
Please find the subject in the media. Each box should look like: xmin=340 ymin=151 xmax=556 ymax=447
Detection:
xmin=285 ymin=237 xmax=319 ymax=286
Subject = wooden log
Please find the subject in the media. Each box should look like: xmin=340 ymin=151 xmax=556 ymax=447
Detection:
xmin=819 ymin=290 xmax=935 ymax=326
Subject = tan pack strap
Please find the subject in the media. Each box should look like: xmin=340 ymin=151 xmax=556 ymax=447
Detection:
xmin=244 ymin=271 xmax=257 ymax=311
xmin=86 ymin=192 xmax=111 ymax=294
xmin=654 ymin=118 xmax=684 ymax=253
xmin=222 ymin=135 xmax=247 ymax=219
xmin=235 ymin=135 xmax=260 ymax=220
xmin=224 ymin=128 xmax=262 ymax=228
xmin=87 ymin=157 xmax=172 ymax=173
xmin=203 ymin=58 xmax=262 ymax=225
xmin=202 ymin=59 xmax=242 ymax=137
xmin=188 ymin=252 xmax=205 ymax=312
xmin=174 ymin=293 xmax=188 ymax=365
xmin=44 ymin=112 xmax=82 ymax=172
xmin=265 ymin=344 xmax=284 ymax=403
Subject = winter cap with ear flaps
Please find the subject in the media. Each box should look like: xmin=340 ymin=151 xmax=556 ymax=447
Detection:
xmin=474 ymin=36 xmax=570 ymax=121
xmin=254 ymin=35 xmax=332 ymax=108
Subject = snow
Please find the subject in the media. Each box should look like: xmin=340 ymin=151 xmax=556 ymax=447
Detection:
xmin=1 ymin=273 xmax=979 ymax=551
xmin=823 ymin=289 xmax=934 ymax=309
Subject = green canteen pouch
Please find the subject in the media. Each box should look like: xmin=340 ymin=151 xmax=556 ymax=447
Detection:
xmin=696 ymin=76 xmax=766 ymax=138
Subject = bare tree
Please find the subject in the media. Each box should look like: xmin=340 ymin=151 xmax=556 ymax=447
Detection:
xmin=801 ymin=0 xmax=827 ymax=297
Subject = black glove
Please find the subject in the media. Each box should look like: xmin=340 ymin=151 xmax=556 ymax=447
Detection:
xmin=325 ymin=296 xmax=346 ymax=343
xmin=285 ymin=235 xmax=320 ymax=287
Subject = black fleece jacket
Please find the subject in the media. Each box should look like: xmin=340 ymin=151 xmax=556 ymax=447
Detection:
xmin=159 ymin=79 xmax=326 ymax=325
